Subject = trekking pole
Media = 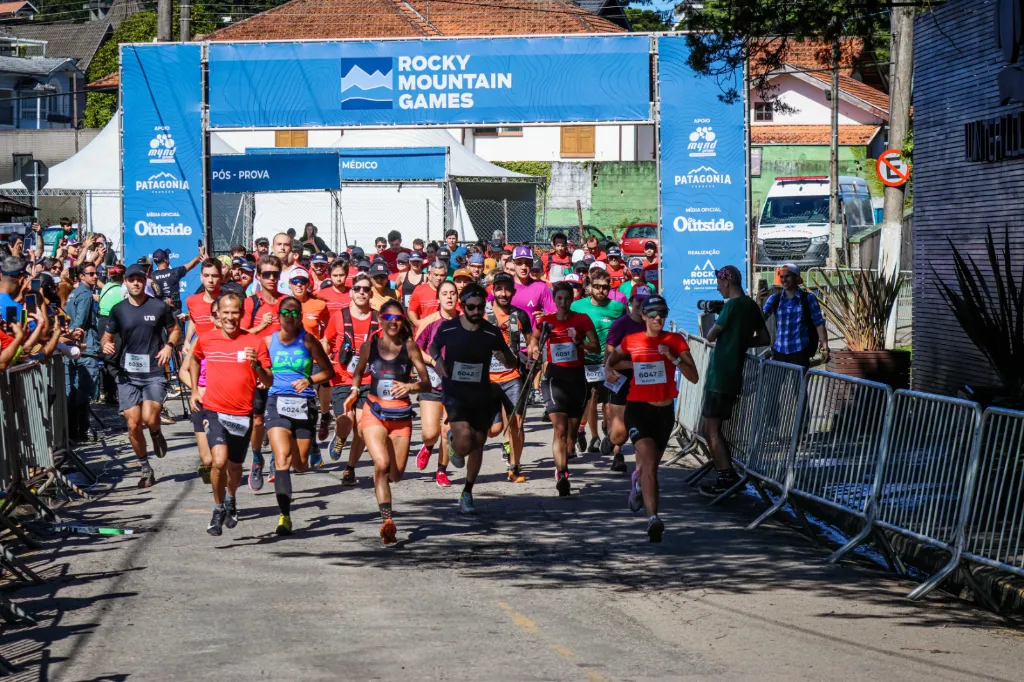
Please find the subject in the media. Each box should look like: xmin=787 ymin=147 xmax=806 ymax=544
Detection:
xmin=505 ymin=323 xmax=551 ymax=442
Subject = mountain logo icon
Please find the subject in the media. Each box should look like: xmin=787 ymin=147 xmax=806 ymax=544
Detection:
xmin=341 ymin=58 xmax=394 ymax=110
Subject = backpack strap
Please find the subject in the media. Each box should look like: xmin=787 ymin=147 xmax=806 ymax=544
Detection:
xmin=508 ymin=308 xmax=521 ymax=350
xmin=248 ymin=294 xmax=262 ymax=327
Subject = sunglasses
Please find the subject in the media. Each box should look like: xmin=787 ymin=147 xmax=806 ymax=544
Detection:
xmin=644 ymin=309 xmax=668 ymax=319
xmin=289 ymin=278 xmax=308 ymax=286
xmin=280 ymin=308 xmax=301 ymax=318
xmin=351 ymin=285 xmax=371 ymax=293
xmin=463 ymin=303 xmax=485 ymax=312
xmin=381 ymin=313 xmax=406 ymax=322
xmin=260 ymin=271 xmax=281 ymax=279
xmin=82 ymin=270 xmax=97 ymax=276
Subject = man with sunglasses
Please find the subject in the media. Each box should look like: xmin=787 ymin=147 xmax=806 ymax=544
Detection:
xmin=66 ymin=260 xmax=102 ymax=441
xmin=508 ymin=246 xmax=555 ymax=330
xmin=272 ymin=232 xmax=307 ymax=295
xmin=240 ymin=255 xmax=285 ymax=491
xmin=429 ymin=283 xmax=518 ymax=514
xmin=699 ymin=264 xmax=769 ymax=499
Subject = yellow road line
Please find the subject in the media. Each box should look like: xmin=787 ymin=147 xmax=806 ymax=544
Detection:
xmin=494 ymin=601 xmax=611 ymax=682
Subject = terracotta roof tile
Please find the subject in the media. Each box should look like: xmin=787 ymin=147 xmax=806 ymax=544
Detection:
xmin=803 ymin=71 xmax=890 ymax=116
xmin=752 ymin=124 xmax=880 ymax=146
xmin=86 ymin=71 xmax=119 ymax=90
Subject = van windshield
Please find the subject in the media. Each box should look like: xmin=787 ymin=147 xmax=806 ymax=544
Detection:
xmin=760 ymin=196 xmax=830 ymax=226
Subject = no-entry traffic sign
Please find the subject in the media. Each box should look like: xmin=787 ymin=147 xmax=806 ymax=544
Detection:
xmin=876 ymin=149 xmax=910 ymax=187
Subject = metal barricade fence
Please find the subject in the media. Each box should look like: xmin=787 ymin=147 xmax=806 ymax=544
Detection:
xmin=7 ymin=361 xmax=54 ymax=472
xmin=0 ymin=372 xmax=10 ymax=494
xmin=668 ymin=334 xmax=712 ymax=466
xmin=721 ymin=354 xmax=762 ymax=464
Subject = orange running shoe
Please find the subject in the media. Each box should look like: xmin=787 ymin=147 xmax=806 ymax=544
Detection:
xmin=380 ymin=518 xmax=397 ymax=545
xmin=507 ymin=468 xmax=527 ymax=484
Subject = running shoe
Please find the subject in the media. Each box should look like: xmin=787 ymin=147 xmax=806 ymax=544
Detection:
xmin=262 ymin=433 xmax=270 ymax=449
xmin=309 ymin=443 xmax=323 ymax=469
xmin=341 ymin=467 xmax=357 ymax=486
xmin=152 ymin=431 xmax=168 ymax=458
xmin=275 ymin=514 xmax=292 ymax=536
xmin=160 ymin=411 xmax=175 ymax=426
xmin=166 ymin=386 xmax=182 ymax=398
xmin=317 ymin=412 xmax=331 ymax=441
xmin=197 ymin=464 xmax=211 ymax=484
xmin=610 ymin=452 xmax=627 ymax=473
xmin=267 ymin=458 xmax=276 ymax=484
xmin=575 ymin=430 xmax=587 ymax=454
xmin=458 ymin=490 xmax=476 ymax=514
xmin=329 ymin=435 xmax=345 ymax=462
xmin=248 ymin=464 xmax=264 ymax=492
xmin=530 ymin=389 xmax=543 ymax=406
xmin=415 ymin=444 xmax=432 ymax=470
xmin=224 ymin=496 xmax=239 ymax=529
xmin=447 ymin=430 xmax=465 ymax=469
xmin=647 ymin=516 xmax=665 ymax=543
xmin=501 ymin=441 xmax=511 ymax=464
xmin=699 ymin=469 xmax=741 ymax=499
xmin=207 ymin=507 xmax=225 ymax=536
xmin=435 ymin=470 xmax=452 ymax=487
xmin=507 ymin=467 xmax=527 ymax=484
xmin=251 ymin=450 xmax=264 ymax=468
xmin=555 ymin=471 xmax=571 ymax=497
xmin=600 ymin=437 xmax=614 ymax=457
xmin=138 ymin=469 xmax=156 ymax=489
xmin=380 ymin=518 xmax=397 ymax=545
xmin=587 ymin=436 xmax=601 ymax=454
xmin=628 ymin=470 xmax=644 ymax=512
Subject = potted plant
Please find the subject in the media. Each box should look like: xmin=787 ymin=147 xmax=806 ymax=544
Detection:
xmin=817 ymin=265 xmax=911 ymax=388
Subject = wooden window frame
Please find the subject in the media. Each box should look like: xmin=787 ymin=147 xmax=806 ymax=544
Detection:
xmin=754 ymin=102 xmax=774 ymax=122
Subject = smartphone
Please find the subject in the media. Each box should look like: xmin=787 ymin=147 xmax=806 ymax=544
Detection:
xmin=30 ymin=278 xmax=40 ymax=292
xmin=4 ymin=306 xmax=17 ymax=323
xmin=25 ymin=293 xmax=37 ymax=316
xmin=198 ymin=239 xmax=203 ymax=248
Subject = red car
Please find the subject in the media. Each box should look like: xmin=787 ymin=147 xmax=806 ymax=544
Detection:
xmin=619 ymin=222 xmax=658 ymax=257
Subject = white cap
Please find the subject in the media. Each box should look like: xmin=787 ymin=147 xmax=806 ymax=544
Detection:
xmin=783 ymin=262 xmax=801 ymax=276
xmin=588 ymin=261 xmax=607 ymax=271
xmin=572 ymin=249 xmax=586 ymax=262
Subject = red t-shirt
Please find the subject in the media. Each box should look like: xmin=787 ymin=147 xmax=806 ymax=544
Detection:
xmin=539 ymin=312 xmax=595 ymax=369
xmin=382 ymin=247 xmax=411 ymax=273
xmin=241 ymin=295 xmax=282 ymax=338
xmin=620 ymin=331 xmax=688 ymax=403
xmin=324 ymin=307 xmax=375 ymax=387
xmin=409 ymin=282 xmax=440 ymax=320
xmin=607 ymin=265 xmax=628 ymax=289
xmin=318 ymin=285 xmax=351 ymax=315
xmin=588 ymin=248 xmax=607 ymax=262
xmin=0 ymin=328 xmax=14 ymax=350
xmin=542 ymin=251 xmax=573 ymax=279
xmin=186 ymin=292 xmax=218 ymax=338
xmin=192 ymin=330 xmax=272 ymax=416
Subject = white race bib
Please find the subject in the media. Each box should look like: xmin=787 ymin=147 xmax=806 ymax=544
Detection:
xmin=404 ymin=294 xmax=412 ymax=307
xmin=218 ymin=412 xmax=251 ymax=436
xmin=375 ymin=379 xmax=395 ymax=399
xmin=347 ymin=354 xmax=359 ymax=372
xmin=584 ymin=364 xmax=605 ymax=383
xmin=452 ymin=361 xmax=483 ymax=383
xmin=426 ymin=366 xmax=442 ymax=389
xmin=634 ymin=361 xmax=668 ymax=386
xmin=550 ymin=342 xmax=577 ymax=364
xmin=125 ymin=353 xmax=150 ymax=374
xmin=490 ymin=354 xmax=509 ymax=373
xmin=604 ymin=373 xmax=628 ymax=393
xmin=277 ymin=396 xmax=308 ymax=420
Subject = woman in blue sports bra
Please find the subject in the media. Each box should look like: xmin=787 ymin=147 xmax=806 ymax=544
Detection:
xmin=262 ymin=296 xmax=335 ymax=536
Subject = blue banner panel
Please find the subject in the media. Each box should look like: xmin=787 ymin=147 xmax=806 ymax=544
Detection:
xmin=245 ymin=146 xmax=448 ymax=182
xmin=211 ymin=152 xmax=340 ymax=193
xmin=208 ymin=37 xmax=651 ymax=128
xmin=121 ymin=43 xmax=204 ymax=291
xmin=657 ymin=36 xmax=747 ymax=334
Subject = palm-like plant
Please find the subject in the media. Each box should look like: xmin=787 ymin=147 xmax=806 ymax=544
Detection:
xmin=817 ymin=266 xmax=906 ymax=352
xmin=936 ymin=228 xmax=1024 ymax=406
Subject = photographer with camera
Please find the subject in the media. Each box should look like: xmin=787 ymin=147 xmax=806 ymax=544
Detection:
xmin=699 ymin=265 xmax=769 ymax=498
xmin=762 ymin=263 xmax=830 ymax=369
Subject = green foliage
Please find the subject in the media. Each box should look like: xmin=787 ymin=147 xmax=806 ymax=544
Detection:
xmin=626 ymin=8 xmax=672 ymax=32
xmin=491 ymin=161 xmax=552 ymax=185
xmin=818 ymin=265 xmax=906 ymax=351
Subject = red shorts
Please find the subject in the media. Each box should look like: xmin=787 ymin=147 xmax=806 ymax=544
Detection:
xmin=360 ymin=402 xmax=412 ymax=437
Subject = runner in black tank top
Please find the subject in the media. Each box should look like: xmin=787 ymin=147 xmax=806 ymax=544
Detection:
xmin=398 ymin=252 xmax=425 ymax=308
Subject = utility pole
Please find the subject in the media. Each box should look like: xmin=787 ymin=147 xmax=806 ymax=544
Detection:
xmin=882 ymin=6 xmax=914 ymax=348
xmin=827 ymin=37 xmax=842 ymax=268
xmin=157 ymin=0 xmax=173 ymax=42
xmin=180 ymin=0 xmax=191 ymax=41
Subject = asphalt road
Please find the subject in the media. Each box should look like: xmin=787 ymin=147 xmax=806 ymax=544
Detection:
xmin=2 ymin=404 xmax=1022 ymax=681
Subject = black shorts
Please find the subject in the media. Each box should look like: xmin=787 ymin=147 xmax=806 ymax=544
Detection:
xmin=626 ymin=402 xmax=676 ymax=452
xmin=702 ymin=390 xmax=736 ymax=421
xmin=264 ymin=394 xmax=317 ymax=439
xmin=331 ymin=384 xmax=369 ymax=415
xmin=418 ymin=388 xmax=443 ymax=403
xmin=445 ymin=400 xmax=494 ymax=434
xmin=541 ymin=372 xmax=588 ymax=419
xmin=201 ymin=410 xmax=253 ymax=464
xmin=191 ymin=400 xmax=205 ymax=433
xmin=491 ymin=378 xmax=522 ymax=425
xmin=253 ymin=386 xmax=269 ymax=415
xmin=586 ymin=380 xmax=610 ymax=405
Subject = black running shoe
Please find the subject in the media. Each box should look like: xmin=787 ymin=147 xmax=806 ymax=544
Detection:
xmin=555 ymin=471 xmax=571 ymax=497
xmin=587 ymin=436 xmax=600 ymax=453
xmin=207 ymin=507 xmax=225 ymax=536
xmin=647 ymin=516 xmax=665 ymax=543
xmin=341 ymin=467 xmax=357 ymax=486
xmin=575 ymin=430 xmax=587 ymax=454
xmin=138 ymin=469 xmax=156 ymax=489
xmin=224 ymin=496 xmax=239 ymax=529
xmin=600 ymin=437 xmax=613 ymax=457
xmin=152 ymin=431 xmax=168 ymax=458
xmin=698 ymin=470 xmax=741 ymax=499
xmin=610 ymin=452 xmax=627 ymax=473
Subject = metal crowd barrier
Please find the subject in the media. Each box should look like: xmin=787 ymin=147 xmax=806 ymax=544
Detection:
xmin=666 ymin=334 xmax=712 ymax=468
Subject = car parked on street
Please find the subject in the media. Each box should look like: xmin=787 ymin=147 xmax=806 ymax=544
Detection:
xmin=619 ymin=222 xmax=658 ymax=257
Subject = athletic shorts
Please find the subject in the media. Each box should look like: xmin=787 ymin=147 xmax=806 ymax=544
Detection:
xmin=201 ymin=410 xmax=253 ymax=464
xmin=264 ymin=393 xmax=317 ymax=440
xmin=359 ymin=402 xmax=412 ymax=437
xmin=418 ymin=387 xmax=443 ymax=403
xmin=541 ymin=373 xmax=589 ymax=419
xmin=702 ymin=390 xmax=736 ymax=421
xmin=491 ymin=378 xmax=522 ymax=426
xmin=445 ymin=400 xmax=494 ymax=434
xmin=607 ymin=370 xmax=633 ymax=407
xmin=311 ymin=363 xmax=329 ymax=387
xmin=331 ymin=384 xmax=369 ymax=416
xmin=626 ymin=402 xmax=676 ymax=452
xmin=116 ymin=374 xmax=168 ymax=411
xmin=191 ymin=400 xmax=205 ymax=433
xmin=586 ymin=380 xmax=610 ymax=405
xmin=253 ymin=386 xmax=269 ymax=415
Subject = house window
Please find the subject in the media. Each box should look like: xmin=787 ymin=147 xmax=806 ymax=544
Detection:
xmin=20 ymin=91 xmax=48 ymax=123
xmin=0 ymin=90 xmax=12 ymax=126
xmin=275 ymin=130 xmax=308 ymax=147
xmin=475 ymin=127 xmax=523 ymax=137
xmin=12 ymin=153 xmax=31 ymax=182
xmin=754 ymin=102 xmax=774 ymax=122
xmin=560 ymin=125 xmax=595 ymax=158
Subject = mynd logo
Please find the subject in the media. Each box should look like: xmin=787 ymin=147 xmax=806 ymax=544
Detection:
xmin=136 ymin=171 xmax=189 ymax=192
xmin=687 ymin=126 xmax=717 ymax=157
xmin=148 ymin=130 xmax=176 ymax=164
xmin=134 ymin=221 xmax=193 ymax=236
xmin=341 ymin=58 xmax=394 ymax=110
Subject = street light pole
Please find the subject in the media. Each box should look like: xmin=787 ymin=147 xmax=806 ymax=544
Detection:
xmin=827 ymin=38 xmax=842 ymax=268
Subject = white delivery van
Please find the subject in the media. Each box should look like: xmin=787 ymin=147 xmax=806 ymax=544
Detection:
xmin=756 ymin=175 xmax=875 ymax=267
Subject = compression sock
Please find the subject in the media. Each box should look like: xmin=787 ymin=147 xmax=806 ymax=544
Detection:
xmin=379 ymin=502 xmax=393 ymax=521
xmin=274 ymin=468 xmax=293 ymax=516
xmin=463 ymin=481 xmax=474 ymax=494
xmin=252 ymin=448 xmax=263 ymax=466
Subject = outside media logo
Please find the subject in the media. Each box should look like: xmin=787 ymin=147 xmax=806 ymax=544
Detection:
xmin=341 ymin=58 xmax=394 ymax=110
xmin=673 ymin=216 xmax=735 ymax=232
xmin=149 ymin=131 xmax=176 ymax=164
xmin=134 ymin=221 xmax=193 ymax=237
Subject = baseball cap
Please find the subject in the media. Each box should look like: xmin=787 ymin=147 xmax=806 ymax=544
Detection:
xmin=564 ymin=273 xmax=582 ymax=285
xmin=152 ymin=249 xmax=169 ymax=263
xmin=255 ymin=237 xmax=269 ymax=246
xmin=289 ymin=270 xmax=310 ymax=283
xmin=468 ymin=252 xmax=485 ymax=266
xmin=437 ymin=248 xmax=451 ymax=260
xmin=349 ymin=246 xmax=365 ymax=258
xmin=573 ymin=260 xmax=589 ymax=273
xmin=107 ymin=264 xmax=125 ymax=275
xmin=492 ymin=272 xmax=515 ymax=288
xmin=357 ymin=259 xmax=371 ymax=270
xmin=589 ymin=261 xmax=607 ymax=272
xmin=492 ymin=229 xmax=505 ymax=241
xmin=452 ymin=267 xmax=473 ymax=280
xmin=531 ymin=258 xmax=543 ymax=272
xmin=782 ymin=262 xmax=801 ymax=276
xmin=397 ymin=252 xmax=411 ymax=263
xmin=231 ymin=257 xmax=246 ymax=268
xmin=238 ymin=261 xmax=255 ymax=272
xmin=572 ymin=249 xmax=586 ymax=262
xmin=125 ymin=263 xmax=148 ymax=279
xmin=642 ymin=294 xmax=669 ymax=313
xmin=409 ymin=251 xmax=424 ymax=262
xmin=607 ymin=247 xmax=622 ymax=259
xmin=512 ymin=245 xmax=533 ymax=261
xmin=631 ymin=285 xmax=653 ymax=301
xmin=336 ymin=251 xmax=351 ymax=261
xmin=628 ymin=257 xmax=645 ymax=273
xmin=489 ymin=239 xmax=503 ymax=250
xmin=372 ymin=254 xmax=387 ymax=264
xmin=644 ymin=240 xmax=658 ymax=250
xmin=311 ymin=253 xmax=329 ymax=264
xmin=369 ymin=262 xmax=389 ymax=278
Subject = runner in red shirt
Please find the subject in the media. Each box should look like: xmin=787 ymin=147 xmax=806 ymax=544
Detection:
xmin=318 ymin=260 xmax=351 ymax=314
xmin=605 ymin=247 xmax=628 ymax=289
xmin=408 ymin=260 xmax=446 ymax=328
xmin=606 ymin=294 xmax=697 ymax=542
xmin=187 ymin=290 xmax=273 ymax=537
xmin=540 ymin=232 xmax=573 ymax=282
xmin=528 ymin=282 xmax=599 ymax=498
xmin=641 ymin=240 xmax=660 ymax=290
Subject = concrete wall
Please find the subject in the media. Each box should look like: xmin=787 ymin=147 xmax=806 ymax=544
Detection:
xmin=544 ymin=161 xmax=658 ymax=238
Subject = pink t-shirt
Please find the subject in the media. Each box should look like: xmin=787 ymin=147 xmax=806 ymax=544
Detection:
xmin=510 ymin=280 xmax=555 ymax=330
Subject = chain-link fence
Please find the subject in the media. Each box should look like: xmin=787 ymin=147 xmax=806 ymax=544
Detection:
xmin=455 ymin=180 xmax=538 ymax=244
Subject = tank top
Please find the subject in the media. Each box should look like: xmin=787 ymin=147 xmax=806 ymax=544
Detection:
xmin=400 ymin=272 xmax=421 ymax=307
xmin=268 ymin=330 xmax=315 ymax=397
xmin=367 ymin=335 xmax=413 ymax=408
